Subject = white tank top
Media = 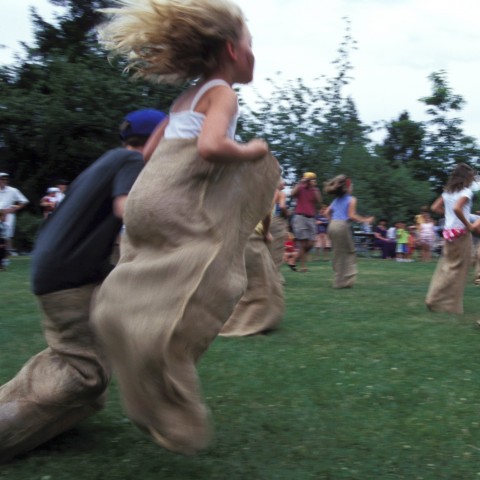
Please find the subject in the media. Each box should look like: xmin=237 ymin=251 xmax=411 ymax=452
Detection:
xmin=164 ymin=79 xmax=239 ymax=140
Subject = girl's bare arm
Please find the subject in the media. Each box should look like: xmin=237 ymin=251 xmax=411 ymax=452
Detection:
xmin=453 ymin=196 xmax=472 ymax=230
xmin=430 ymin=196 xmax=444 ymax=215
xmin=348 ymin=197 xmax=374 ymax=223
xmin=198 ymin=87 xmax=268 ymax=163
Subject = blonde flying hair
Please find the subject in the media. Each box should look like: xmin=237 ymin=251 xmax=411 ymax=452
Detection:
xmin=98 ymin=0 xmax=246 ymax=84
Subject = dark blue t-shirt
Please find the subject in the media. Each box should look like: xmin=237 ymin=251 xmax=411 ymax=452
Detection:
xmin=31 ymin=148 xmax=143 ymax=295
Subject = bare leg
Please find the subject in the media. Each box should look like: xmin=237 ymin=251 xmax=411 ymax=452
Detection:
xmin=298 ymin=239 xmax=313 ymax=271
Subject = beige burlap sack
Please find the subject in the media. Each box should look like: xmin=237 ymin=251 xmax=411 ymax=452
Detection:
xmin=92 ymin=138 xmax=280 ymax=455
xmin=328 ymin=220 xmax=357 ymax=288
xmin=219 ymin=232 xmax=284 ymax=337
xmin=0 ymin=285 xmax=109 ymax=463
xmin=425 ymin=233 xmax=471 ymax=314
xmin=269 ymin=215 xmax=288 ymax=270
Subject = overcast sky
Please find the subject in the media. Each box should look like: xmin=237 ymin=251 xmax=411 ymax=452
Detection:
xmin=1 ymin=0 xmax=479 ymax=143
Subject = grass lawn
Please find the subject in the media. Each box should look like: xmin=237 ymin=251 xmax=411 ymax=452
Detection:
xmin=1 ymin=255 xmax=480 ymax=479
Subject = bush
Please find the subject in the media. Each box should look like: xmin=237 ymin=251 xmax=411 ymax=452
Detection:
xmin=14 ymin=212 xmax=43 ymax=253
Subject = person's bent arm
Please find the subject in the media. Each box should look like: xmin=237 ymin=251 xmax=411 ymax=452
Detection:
xmin=5 ymin=203 xmax=26 ymax=214
xmin=291 ymin=179 xmax=306 ymax=198
xmin=430 ymin=196 xmax=444 ymax=215
xmin=324 ymin=205 xmax=332 ymax=221
xmin=348 ymin=197 xmax=374 ymax=224
xmin=277 ymin=190 xmax=288 ymax=218
xmin=453 ymin=195 xmax=472 ymax=230
xmin=313 ymin=183 xmax=322 ymax=206
xmin=198 ymin=87 xmax=268 ymax=163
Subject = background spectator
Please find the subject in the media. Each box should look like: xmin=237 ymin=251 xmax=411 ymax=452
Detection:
xmin=0 ymin=172 xmax=29 ymax=253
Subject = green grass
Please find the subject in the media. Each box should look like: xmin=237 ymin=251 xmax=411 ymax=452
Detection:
xmin=2 ymin=256 xmax=480 ymax=479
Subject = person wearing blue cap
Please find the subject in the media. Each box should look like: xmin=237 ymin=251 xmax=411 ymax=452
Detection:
xmin=0 ymin=109 xmax=167 ymax=463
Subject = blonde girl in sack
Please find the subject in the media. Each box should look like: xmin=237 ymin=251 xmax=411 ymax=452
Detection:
xmin=92 ymin=0 xmax=280 ymax=456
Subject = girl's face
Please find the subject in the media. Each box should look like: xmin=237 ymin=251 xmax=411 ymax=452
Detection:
xmin=232 ymin=25 xmax=255 ymax=84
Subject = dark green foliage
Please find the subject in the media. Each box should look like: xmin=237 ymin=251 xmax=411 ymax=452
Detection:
xmin=0 ymin=0 xmax=183 ymax=211
xmin=14 ymin=212 xmax=43 ymax=253
xmin=418 ymin=71 xmax=480 ymax=193
xmin=378 ymin=111 xmax=425 ymax=173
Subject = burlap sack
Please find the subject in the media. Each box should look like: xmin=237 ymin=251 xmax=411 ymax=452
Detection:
xmin=269 ymin=215 xmax=288 ymax=270
xmin=328 ymin=220 xmax=357 ymax=288
xmin=92 ymin=138 xmax=280 ymax=455
xmin=220 ymin=232 xmax=284 ymax=337
xmin=425 ymin=233 xmax=471 ymax=314
xmin=0 ymin=285 xmax=109 ymax=463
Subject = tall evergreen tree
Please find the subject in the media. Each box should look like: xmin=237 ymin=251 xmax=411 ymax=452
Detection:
xmin=379 ymin=112 xmax=425 ymax=171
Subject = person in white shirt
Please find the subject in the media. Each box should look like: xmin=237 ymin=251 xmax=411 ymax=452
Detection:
xmin=426 ymin=163 xmax=476 ymax=314
xmin=54 ymin=178 xmax=69 ymax=203
xmin=0 ymin=172 xmax=29 ymax=251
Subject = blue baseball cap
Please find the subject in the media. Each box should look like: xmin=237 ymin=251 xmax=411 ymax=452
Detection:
xmin=119 ymin=109 xmax=167 ymax=140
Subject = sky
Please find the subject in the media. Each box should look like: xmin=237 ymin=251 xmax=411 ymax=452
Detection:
xmin=1 ymin=0 xmax=479 ymax=143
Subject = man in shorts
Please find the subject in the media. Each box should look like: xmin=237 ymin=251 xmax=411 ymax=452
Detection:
xmin=291 ymin=172 xmax=322 ymax=271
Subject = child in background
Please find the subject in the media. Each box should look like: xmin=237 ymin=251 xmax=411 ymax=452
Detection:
xmin=324 ymin=174 xmax=374 ymax=288
xmin=39 ymin=187 xmax=62 ymax=219
xmin=387 ymin=223 xmax=397 ymax=244
xmin=314 ymin=204 xmax=330 ymax=261
xmin=418 ymin=211 xmax=436 ymax=262
xmin=407 ymin=225 xmax=417 ymax=261
xmin=284 ymin=231 xmax=298 ymax=270
xmin=395 ymin=222 xmax=409 ymax=262
xmin=92 ymin=0 xmax=280 ymax=456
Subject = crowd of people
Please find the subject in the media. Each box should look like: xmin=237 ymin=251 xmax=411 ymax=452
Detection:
xmin=283 ymin=198 xmax=446 ymax=268
xmin=277 ymin=180 xmax=447 ymax=288
xmin=1 ymin=0 xmax=480 ymax=466
xmin=0 ymin=173 xmax=70 ymax=270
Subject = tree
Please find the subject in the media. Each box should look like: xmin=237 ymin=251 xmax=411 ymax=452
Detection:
xmin=0 ymin=0 xmax=182 ymax=209
xmin=238 ymin=18 xmax=371 ymax=183
xmin=419 ymin=71 xmax=480 ymax=192
xmin=238 ymin=18 xmax=432 ymax=221
xmin=379 ymin=111 xmax=425 ymax=173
